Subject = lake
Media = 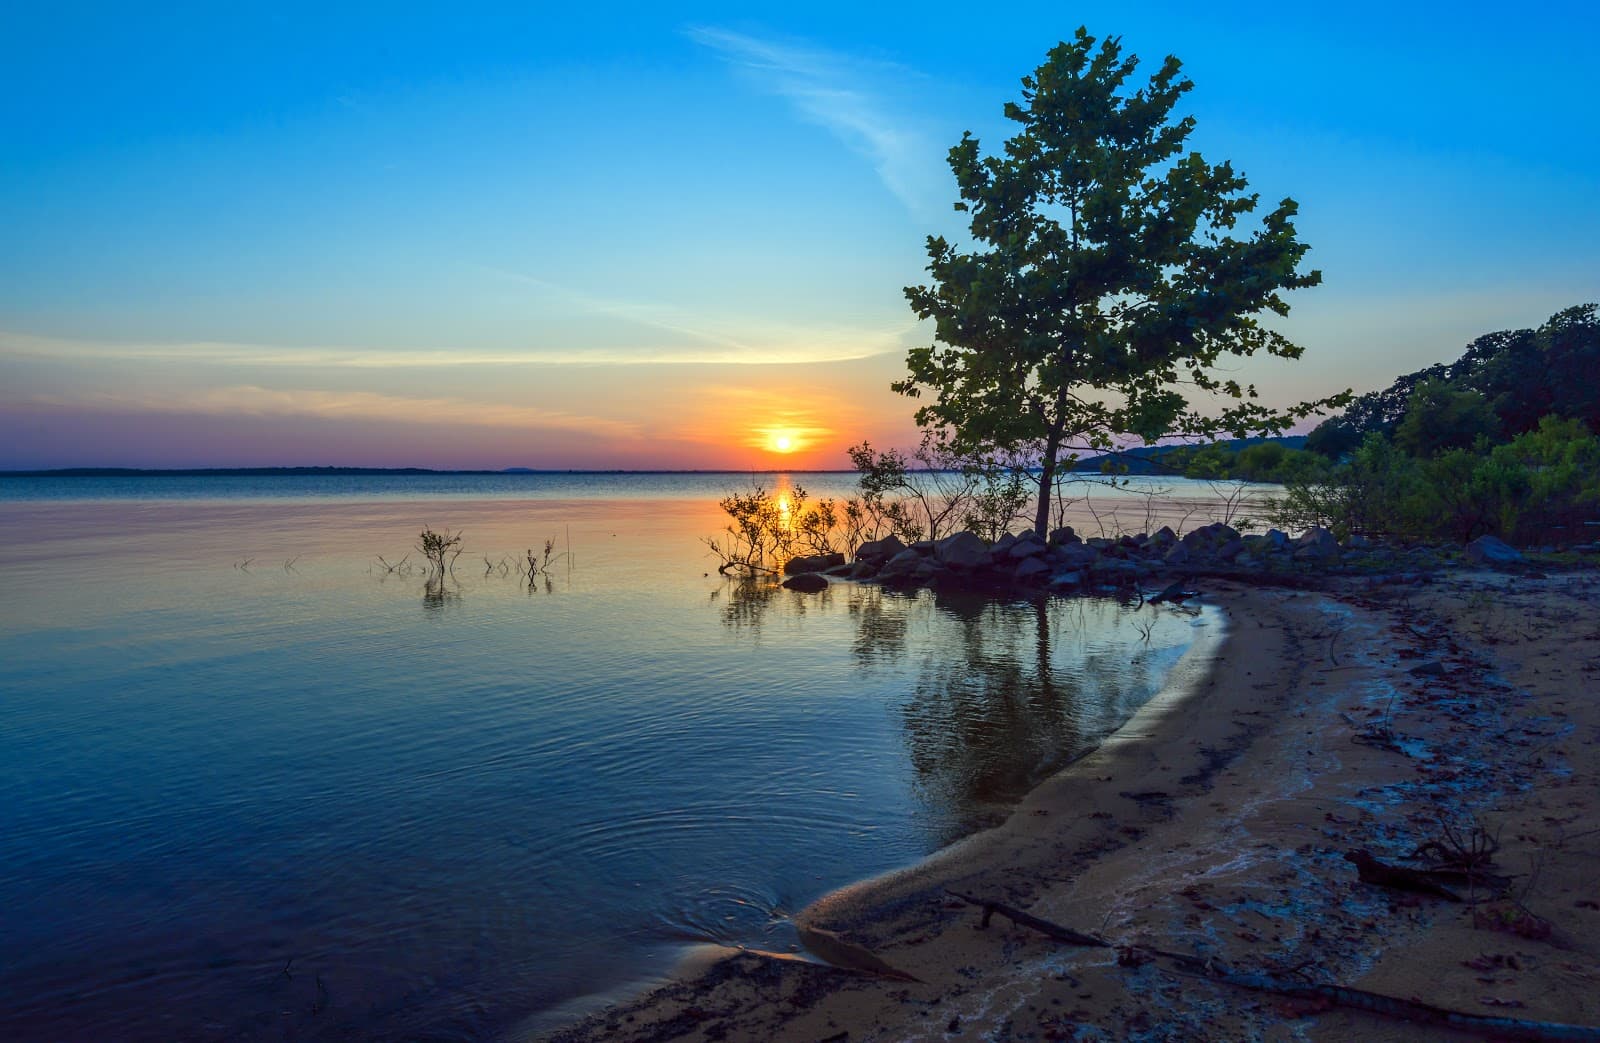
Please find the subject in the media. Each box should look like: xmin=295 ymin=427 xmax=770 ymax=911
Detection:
xmin=0 ymin=473 xmax=1219 ymax=1040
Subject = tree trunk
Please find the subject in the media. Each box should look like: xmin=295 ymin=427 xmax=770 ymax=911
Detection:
xmin=1033 ymin=428 xmax=1062 ymax=536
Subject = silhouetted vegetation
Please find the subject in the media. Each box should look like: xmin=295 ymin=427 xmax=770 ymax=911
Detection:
xmin=898 ymin=29 xmax=1345 ymax=535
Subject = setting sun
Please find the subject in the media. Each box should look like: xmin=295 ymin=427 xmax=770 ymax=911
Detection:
xmin=764 ymin=429 xmax=802 ymax=454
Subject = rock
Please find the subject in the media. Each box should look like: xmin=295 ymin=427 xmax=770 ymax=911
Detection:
xmin=823 ymin=563 xmax=854 ymax=577
xmin=1008 ymin=537 xmax=1047 ymax=561
xmin=877 ymin=548 xmax=924 ymax=582
xmin=1148 ymin=581 xmax=1197 ymax=605
xmin=1408 ymin=661 xmax=1446 ymax=677
xmin=1013 ymin=557 xmax=1052 ymax=584
xmin=1466 ymin=534 xmax=1524 ymax=567
xmin=855 ymin=534 xmax=906 ymax=565
xmin=910 ymin=539 xmax=937 ymax=555
xmin=1049 ymin=526 xmax=1081 ymax=546
xmin=991 ymin=533 xmax=1019 ymax=556
xmin=1263 ymin=529 xmax=1291 ymax=551
xmin=849 ymin=561 xmax=879 ymax=580
xmin=934 ymin=531 xmax=993 ymax=571
xmin=1164 ymin=543 xmax=1191 ymax=565
xmin=1215 ymin=538 xmax=1245 ymax=562
xmin=784 ymin=552 xmax=845 ymax=575
xmin=1049 ymin=571 xmax=1083 ymax=591
xmin=1056 ymin=545 xmax=1099 ymax=568
xmin=1294 ymin=527 xmax=1341 ymax=563
xmin=1092 ymin=559 xmax=1140 ymax=581
xmin=1343 ymin=534 xmax=1373 ymax=550
xmin=782 ymin=573 xmax=828 ymax=593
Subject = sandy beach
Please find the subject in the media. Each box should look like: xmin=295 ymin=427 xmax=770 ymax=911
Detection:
xmin=539 ymin=566 xmax=1600 ymax=1042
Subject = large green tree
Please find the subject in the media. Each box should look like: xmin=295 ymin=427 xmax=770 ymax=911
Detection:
xmin=899 ymin=29 xmax=1343 ymax=534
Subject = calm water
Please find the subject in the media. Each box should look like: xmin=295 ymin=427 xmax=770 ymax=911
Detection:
xmin=0 ymin=474 xmax=1214 ymax=1040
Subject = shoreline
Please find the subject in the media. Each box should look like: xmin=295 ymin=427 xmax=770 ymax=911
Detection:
xmin=516 ymin=591 xmax=1228 ymax=1039
xmin=536 ymin=569 xmax=1600 ymax=1041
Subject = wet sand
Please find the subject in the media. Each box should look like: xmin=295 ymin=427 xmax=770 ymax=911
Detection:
xmin=535 ymin=567 xmax=1600 ymax=1041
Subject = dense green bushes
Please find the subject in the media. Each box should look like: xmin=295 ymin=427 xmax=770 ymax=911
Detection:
xmin=1271 ymin=418 xmax=1600 ymax=544
xmin=1276 ymin=305 xmax=1600 ymax=546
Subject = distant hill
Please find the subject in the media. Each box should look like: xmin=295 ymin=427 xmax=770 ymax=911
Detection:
xmin=1070 ymin=436 xmax=1308 ymax=475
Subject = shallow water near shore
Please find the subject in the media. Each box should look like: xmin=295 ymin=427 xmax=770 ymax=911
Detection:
xmin=0 ymin=475 xmax=1211 ymax=1040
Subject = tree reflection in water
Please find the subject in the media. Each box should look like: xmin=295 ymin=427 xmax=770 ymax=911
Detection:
xmin=712 ymin=577 xmax=1187 ymax=846
xmin=711 ymin=576 xmax=834 ymax=634
xmin=894 ymin=592 xmax=1163 ymax=841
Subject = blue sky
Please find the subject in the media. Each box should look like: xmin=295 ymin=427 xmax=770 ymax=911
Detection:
xmin=2 ymin=2 xmax=1596 ymax=468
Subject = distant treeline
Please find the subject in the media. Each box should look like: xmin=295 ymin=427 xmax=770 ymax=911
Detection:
xmin=1071 ymin=437 xmax=1323 ymax=484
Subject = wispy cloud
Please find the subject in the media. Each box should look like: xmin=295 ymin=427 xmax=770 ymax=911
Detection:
xmin=687 ymin=26 xmax=940 ymax=213
xmin=0 ymin=315 xmax=912 ymax=369
xmin=21 ymin=386 xmax=641 ymax=439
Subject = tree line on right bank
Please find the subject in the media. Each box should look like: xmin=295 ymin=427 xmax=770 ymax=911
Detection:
xmin=1243 ymin=304 xmax=1599 ymax=546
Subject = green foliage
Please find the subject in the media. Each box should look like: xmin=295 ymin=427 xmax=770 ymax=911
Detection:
xmin=1310 ymin=303 xmax=1599 ymax=449
xmin=1165 ymin=439 xmax=1331 ymax=484
xmin=1304 ymin=417 xmax=1361 ymax=459
xmin=1272 ymin=420 xmax=1600 ymax=544
xmin=1269 ymin=434 xmax=1419 ymax=540
xmin=1393 ymin=380 xmax=1499 ymax=458
xmin=898 ymin=28 xmax=1345 ymax=535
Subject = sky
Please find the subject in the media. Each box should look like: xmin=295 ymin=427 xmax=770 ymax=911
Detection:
xmin=2 ymin=2 xmax=1596 ymax=470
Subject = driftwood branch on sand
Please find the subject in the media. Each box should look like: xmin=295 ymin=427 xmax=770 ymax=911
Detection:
xmin=944 ymin=890 xmax=1600 ymax=1041
xmin=945 ymin=890 xmax=1110 ymax=948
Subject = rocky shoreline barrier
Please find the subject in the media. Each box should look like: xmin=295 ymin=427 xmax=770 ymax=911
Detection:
xmin=780 ymin=522 xmax=1534 ymax=595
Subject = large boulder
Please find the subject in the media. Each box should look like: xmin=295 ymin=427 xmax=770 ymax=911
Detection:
xmin=1215 ymin=537 xmax=1246 ymax=562
xmin=1007 ymin=535 xmax=1048 ymax=561
xmin=1056 ymin=544 xmax=1100 ymax=569
xmin=1048 ymin=526 xmax=1082 ymax=546
xmin=934 ymin=531 xmax=993 ymax=571
xmin=785 ymin=551 xmax=845 ymax=575
xmin=1012 ymin=556 xmax=1052 ymax=584
xmin=854 ymin=534 xmax=906 ymax=565
xmin=876 ymin=548 xmax=924 ymax=583
xmin=1294 ymin=527 xmax=1340 ymax=563
xmin=1466 ymin=534 xmax=1524 ymax=567
xmin=1049 ymin=570 xmax=1084 ymax=591
xmin=781 ymin=573 xmax=828 ymax=593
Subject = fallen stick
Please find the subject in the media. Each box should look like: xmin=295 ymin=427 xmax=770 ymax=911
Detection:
xmin=947 ymin=894 xmax=1600 ymax=1039
xmin=1170 ymin=966 xmax=1600 ymax=1042
xmin=945 ymin=891 xmax=1109 ymax=948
